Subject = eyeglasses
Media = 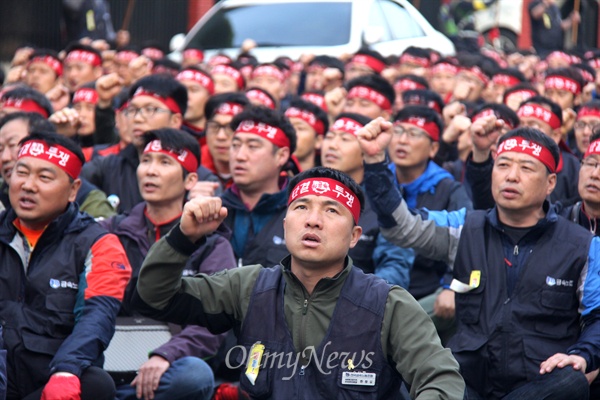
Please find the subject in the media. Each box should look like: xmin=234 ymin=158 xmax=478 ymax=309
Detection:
xmin=574 ymin=121 xmax=600 ymax=132
xmin=123 ymin=105 xmax=171 ymax=119
xmin=206 ymin=121 xmax=234 ymax=136
xmin=581 ymin=159 xmax=600 ymax=170
xmin=393 ymin=125 xmax=429 ymax=140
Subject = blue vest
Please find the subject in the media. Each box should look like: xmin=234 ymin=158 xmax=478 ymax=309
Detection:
xmin=236 ymin=265 xmax=402 ymax=399
xmin=449 ymin=209 xmax=591 ymax=398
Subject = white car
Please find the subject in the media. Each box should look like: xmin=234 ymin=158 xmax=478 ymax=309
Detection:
xmin=171 ymin=0 xmax=455 ymax=63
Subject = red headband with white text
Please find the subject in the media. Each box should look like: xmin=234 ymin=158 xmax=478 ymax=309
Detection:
xmin=132 ymin=87 xmax=181 ymax=114
xmin=18 ymin=140 xmax=83 ymax=179
xmin=235 ymin=120 xmax=290 ymax=148
xmin=285 ymin=107 xmax=325 ymax=135
xmin=347 ymin=86 xmax=391 ymax=111
xmin=350 ymin=54 xmax=386 ymax=74
xmin=143 ymin=139 xmax=198 ymax=173
xmin=517 ymin=104 xmax=561 ymax=130
xmin=496 ymin=136 xmax=557 ymax=172
xmin=288 ymin=177 xmax=361 ymax=224
xmin=29 ymin=56 xmax=63 ymax=77
xmin=1 ymin=97 xmax=49 ymax=118
xmin=394 ymin=116 xmax=440 ymax=141
xmin=177 ymin=69 xmax=215 ymax=95
xmin=65 ymin=50 xmax=101 ymax=67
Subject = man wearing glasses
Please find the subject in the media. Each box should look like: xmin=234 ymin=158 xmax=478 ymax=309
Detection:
xmin=568 ymin=100 xmax=600 ymax=160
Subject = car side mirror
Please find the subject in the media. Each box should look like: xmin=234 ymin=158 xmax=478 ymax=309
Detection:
xmin=170 ymin=33 xmax=186 ymax=52
xmin=363 ymin=26 xmax=384 ymax=45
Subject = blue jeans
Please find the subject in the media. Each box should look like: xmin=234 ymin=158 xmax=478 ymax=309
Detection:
xmin=464 ymin=366 xmax=589 ymax=400
xmin=115 ymin=356 xmax=214 ymax=400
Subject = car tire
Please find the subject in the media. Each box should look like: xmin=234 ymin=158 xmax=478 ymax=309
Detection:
xmin=485 ymin=28 xmax=517 ymax=53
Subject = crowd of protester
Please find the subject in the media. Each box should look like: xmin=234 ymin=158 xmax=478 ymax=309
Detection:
xmin=1 ymin=14 xmax=600 ymax=399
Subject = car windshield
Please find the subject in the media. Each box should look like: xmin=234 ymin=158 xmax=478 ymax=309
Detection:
xmin=187 ymin=2 xmax=352 ymax=49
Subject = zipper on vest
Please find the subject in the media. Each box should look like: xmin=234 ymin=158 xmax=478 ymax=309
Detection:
xmin=513 ymin=245 xmax=519 ymax=255
xmin=299 ymin=365 xmax=305 ymax=376
xmin=302 ymin=299 xmax=308 ymax=315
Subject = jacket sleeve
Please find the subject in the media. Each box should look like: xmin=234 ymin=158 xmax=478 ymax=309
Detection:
xmin=149 ymin=233 xmax=236 ymax=362
xmin=372 ymin=234 xmax=413 ymax=289
xmin=382 ymin=286 xmax=465 ymax=399
xmin=0 ymin=326 xmax=6 ymax=400
xmin=568 ymin=237 xmax=600 ymax=372
xmin=363 ymin=161 xmax=464 ymax=267
xmin=132 ymin=225 xmax=261 ymax=335
xmin=94 ymin=105 xmax=118 ymax=145
xmin=49 ymin=233 xmax=131 ymax=377
xmin=80 ymin=156 xmax=105 ymax=189
xmin=465 ymin=154 xmax=495 ymax=210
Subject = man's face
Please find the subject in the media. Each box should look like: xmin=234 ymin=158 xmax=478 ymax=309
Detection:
xmin=230 ymin=133 xmax=287 ymax=193
xmin=251 ymin=75 xmax=285 ymax=101
xmin=305 ymin=67 xmax=325 ymax=91
xmin=388 ymin=123 xmax=438 ymax=171
xmin=579 ymin=155 xmax=600 ymax=208
xmin=137 ymin=151 xmax=194 ymax=205
xmin=9 ymin=157 xmax=80 ymax=230
xmin=63 ymin=61 xmax=100 ymax=92
xmin=115 ymin=59 xmax=134 ymax=86
xmin=284 ymin=195 xmax=361 ymax=269
xmin=206 ymin=113 xmax=235 ymax=166
xmin=544 ymin=87 xmax=576 ymax=110
xmin=180 ymin=80 xmax=211 ymax=124
xmin=492 ymin=151 xmax=555 ymax=217
xmin=127 ymin=96 xmax=179 ymax=149
xmin=25 ymin=61 xmax=58 ymax=94
xmin=573 ymin=116 xmax=600 ymax=155
xmin=73 ymin=102 xmax=96 ymax=135
xmin=344 ymin=63 xmax=374 ymax=82
xmin=453 ymin=71 xmax=485 ymax=102
xmin=0 ymin=119 xmax=29 ymax=184
xmin=519 ymin=115 xmax=556 ymax=140
xmin=290 ymin=118 xmax=321 ymax=163
xmin=320 ymin=130 xmax=362 ymax=176
xmin=429 ymin=71 xmax=455 ymax=98
xmin=343 ymin=96 xmax=386 ymax=120
xmin=213 ymin=74 xmax=239 ymax=94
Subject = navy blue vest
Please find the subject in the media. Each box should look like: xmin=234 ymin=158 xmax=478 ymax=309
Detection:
xmin=235 ymin=265 xmax=402 ymax=399
xmin=449 ymin=210 xmax=591 ymax=398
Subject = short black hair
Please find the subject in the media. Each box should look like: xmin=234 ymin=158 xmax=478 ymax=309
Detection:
xmin=142 ymin=128 xmax=201 ymax=170
xmin=395 ymin=74 xmax=429 ymax=90
xmin=456 ymin=53 xmax=497 ymax=80
xmin=204 ymin=92 xmax=250 ymax=120
xmin=345 ymin=74 xmax=395 ymax=108
xmin=287 ymin=166 xmax=365 ymax=219
xmin=331 ymin=112 xmax=372 ymax=128
xmin=470 ymin=103 xmax=520 ymax=129
xmin=393 ymin=105 xmax=444 ymax=137
xmin=493 ymin=68 xmax=526 ymax=84
xmin=245 ymin=86 xmax=277 ymax=109
xmin=129 ymin=74 xmax=188 ymax=115
xmin=498 ymin=127 xmax=560 ymax=173
xmin=401 ymin=89 xmax=444 ymax=114
xmin=20 ymin=131 xmax=85 ymax=167
xmin=520 ymin=96 xmax=563 ymax=126
xmin=400 ymin=46 xmax=432 ymax=63
xmin=308 ymin=55 xmax=345 ymax=77
xmin=64 ymin=42 xmax=102 ymax=62
xmin=0 ymin=111 xmax=56 ymax=133
xmin=152 ymin=58 xmax=182 ymax=76
xmin=230 ymin=105 xmax=297 ymax=155
xmin=572 ymin=63 xmax=597 ymax=83
xmin=351 ymin=48 xmax=387 ymax=67
xmin=287 ymin=97 xmax=329 ymax=134
xmin=1 ymin=87 xmax=54 ymax=117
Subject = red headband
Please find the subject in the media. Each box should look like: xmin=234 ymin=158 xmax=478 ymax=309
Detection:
xmin=285 ymin=107 xmax=325 ymax=135
xmin=350 ymin=54 xmax=386 ymax=74
xmin=215 ymin=102 xmax=244 ymax=116
xmin=183 ymin=49 xmax=204 ymax=62
xmin=246 ymin=89 xmax=275 ymax=110
xmin=73 ymin=88 xmax=99 ymax=104
xmin=402 ymin=95 xmax=442 ymax=113
xmin=18 ymin=140 xmax=82 ymax=179
xmin=493 ymin=74 xmax=521 ymax=87
xmin=29 ymin=56 xmax=63 ymax=77
xmin=143 ymin=139 xmax=198 ymax=173
xmin=395 ymin=117 xmax=440 ymax=141
xmin=589 ymin=59 xmax=600 ymax=69
xmin=579 ymin=70 xmax=595 ymax=84
xmin=65 ymin=50 xmax=101 ymax=67
xmin=472 ymin=108 xmax=514 ymax=129
xmin=496 ymin=136 xmax=556 ymax=172
xmin=1 ymin=97 xmax=49 ymax=118
xmin=235 ymin=120 xmax=290 ymax=148
xmin=176 ymin=69 xmax=215 ymax=95
xmin=518 ymin=104 xmax=561 ymax=130
xmin=578 ymin=107 xmax=600 ymax=120
xmin=115 ymin=50 xmax=139 ymax=63
xmin=547 ymin=51 xmax=572 ymax=65
xmin=430 ymin=62 xmax=458 ymax=75
xmin=461 ymin=66 xmax=490 ymax=85
xmin=208 ymin=55 xmax=232 ymax=66
xmin=399 ymin=54 xmax=430 ymax=68
xmin=331 ymin=117 xmax=364 ymax=136
xmin=584 ymin=139 xmax=600 ymax=159
xmin=301 ymin=93 xmax=327 ymax=112
xmin=142 ymin=48 xmax=164 ymax=60
xmin=347 ymin=86 xmax=391 ymax=111
xmin=132 ymin=88 xmax=181 ymax=114
xmin=393 ymin=79 xmax=426 ymax=92
xmin=251 ymin=65 xmax=285 ymax=82
xmin=211 ymin=64 xmax=244 ymax=89
xmin=545 ymin=75 xmax=581 ymax=94
xmin=288 ymin=177 xmax=361 ymax=224
xmin=505 ymin=89 xmax=537 ymax=103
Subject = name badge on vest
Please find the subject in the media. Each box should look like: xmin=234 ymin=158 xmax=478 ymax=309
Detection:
xmin=341 ymin=371 xmax=377 ymax=386
xmin=449 ymin=270 xmax=481 ymax=293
